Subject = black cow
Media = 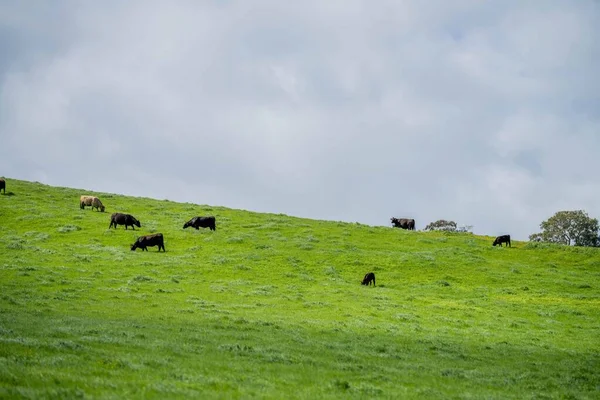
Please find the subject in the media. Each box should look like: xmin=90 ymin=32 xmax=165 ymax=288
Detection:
xmin=0 ymin=178 xmax=5 ymax=194
xmin=361 ymin=272 xmax=376 ymax=286
xmin=131 ymin=233 xmax=165 ymax=252
xmin=183 ymin=216 xmax=216 ymax=231
xmin=391 ymin=217 xmax=415 ymax=230
xmin=109 ymin=213 xmax=141 ymax=230
xmin=493 ymin=234 xmax=511 ymax=247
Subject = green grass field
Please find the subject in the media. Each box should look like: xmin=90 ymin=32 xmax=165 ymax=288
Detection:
xmin=1 ymin=178 xmax=598 ymax=399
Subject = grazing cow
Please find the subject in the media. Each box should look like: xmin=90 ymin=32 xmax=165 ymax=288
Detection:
xmin=493 ymin=234 xmax=511 ymax=247
xmin=109 ymin=213 xmax=141 ymax=230
xmin=80 ymin=195 xmax=105 ymax=212
xmin=0 ymin=178 xmax=5 ymax=194
xmin=391 ymin=217 xmax=415 ymax=230
xmin=361 ymin=272 xmax=376 ymax=286
xmin=131 ymin=233 xmax=165 ymax=252
xmin=183 ymin=216 xmax=216 ymax=231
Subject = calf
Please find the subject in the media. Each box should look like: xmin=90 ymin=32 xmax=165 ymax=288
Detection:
xmin=361 ymin=272 xmax=376 ymax=286
xmin=183 ymin=216 xmax=216 ymax=231
xmin=0 ymin=178 xmax=5 ymax=194
xmin=110 ymin=213 xmax=141 ymax=230
xmin=131 ymin=233 xmax=165 ymax=252
xmin=493 ymin=234 xmax=511 ymax=247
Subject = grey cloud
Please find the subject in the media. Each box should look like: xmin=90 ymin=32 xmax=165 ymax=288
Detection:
xmin=1 ymin=1 xmax=599 ymax=240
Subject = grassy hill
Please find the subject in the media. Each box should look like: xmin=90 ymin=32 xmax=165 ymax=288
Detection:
xmin=0 ymin=178 xmax=598 ymax=399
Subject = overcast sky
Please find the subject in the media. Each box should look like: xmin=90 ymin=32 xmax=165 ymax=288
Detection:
xmin=1 ymin=1 xmax=599 ymax=240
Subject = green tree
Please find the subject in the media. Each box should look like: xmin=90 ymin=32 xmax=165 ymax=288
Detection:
xmin=424 ymin=219 xmax=457 ymax=232
xmin=529 ymin=210 xmax=599 ymax=247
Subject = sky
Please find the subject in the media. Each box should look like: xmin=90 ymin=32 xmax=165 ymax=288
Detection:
xmin=1 ymin=1 xmax=599 ymax=240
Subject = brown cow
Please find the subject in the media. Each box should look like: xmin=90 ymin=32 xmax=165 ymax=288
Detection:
xmin=80 ymin=195 xmax=105 ymax=212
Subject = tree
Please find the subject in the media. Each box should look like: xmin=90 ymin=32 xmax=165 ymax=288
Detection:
xmin=457 ymin=225 xmax=473 ymax=233
xmin=424 ymin=220 xmax=457 ymax=232
xmin=529 ymin=210 xmax=599 ymax=247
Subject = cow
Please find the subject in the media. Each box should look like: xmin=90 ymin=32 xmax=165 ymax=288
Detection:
xmin=183 ymin=216 xmax=216 ymax=231
xmin=109 ymin=213 xmax=141 ymax=230
xmin=361 ymin=272 xmax=376 ymax=286
xmin=80 ymin=195 xmax=105 ymax=212
xmin=493 ymin=234 xmax=511 ymax=247
xmin=131 ymin=233 xmax=165 ymax=252
xmin=391 ymin=217 xmax=415 ymax=230
xmin=0 ymin=178 xmax=5 ymax=194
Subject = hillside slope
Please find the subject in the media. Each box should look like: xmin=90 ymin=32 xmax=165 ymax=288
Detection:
xmin=1 ymin=179 xmax=598 ymax=399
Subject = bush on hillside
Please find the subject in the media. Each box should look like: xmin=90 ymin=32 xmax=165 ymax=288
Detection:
xmin=424 ymin=220 xmax=457 ymax=232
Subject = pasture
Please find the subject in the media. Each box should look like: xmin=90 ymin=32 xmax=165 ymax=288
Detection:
xmin=0 ymin=179 xmax=598 ymax=399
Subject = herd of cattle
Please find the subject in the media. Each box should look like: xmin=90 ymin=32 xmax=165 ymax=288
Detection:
xmin=1 ymin=178 xmax=513 ymax=286
xmin=79 ymin=195 xmax=216 ymax=252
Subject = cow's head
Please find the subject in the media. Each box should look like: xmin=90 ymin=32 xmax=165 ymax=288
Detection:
xmin=131 ymin=242 xmax=139 ymax=251
xmin=492 ymin=239 xmax=499 ymax=246
xmin=100 ymin=205 xmax=105 ymax=212
xmin=183 ymin=222 xmax=190 ymax=229
xmin=134 ymin=219 xmax=141 ymax=227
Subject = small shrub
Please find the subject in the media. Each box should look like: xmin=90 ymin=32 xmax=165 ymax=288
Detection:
xmin=57 ymin=225 xmax=81 ymax=233
xmin=332 ymin=379 xmax=351 ymax=390
xmin=129 ymin=275 xmax=154 ymax=283
xmin=578 ymin=284 xmax=591 ymax=289
xmin=212 ymin=256 xmax=229 ymax=265
xmin=6 ymin=241 xmax=24 ymax=250
xmin=298 ymin=243 xmax=314 ymax=250
xmin=74 ymin=254 xmax=92 ymax=262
